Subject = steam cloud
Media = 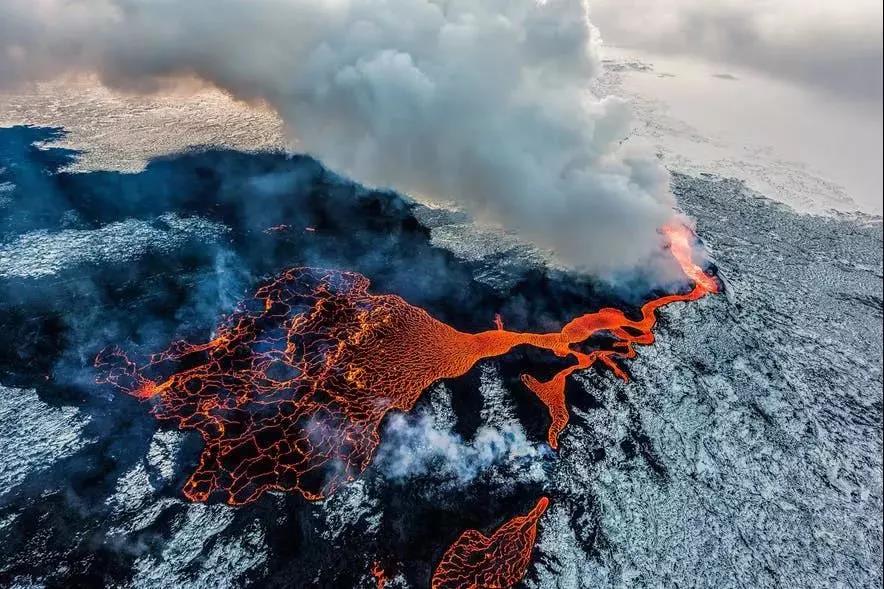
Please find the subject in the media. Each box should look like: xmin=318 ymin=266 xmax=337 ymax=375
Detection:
xmin=0 ymin=0 xmax=676 ymax=274
xmin=375 ymin=414 xmax=548 ymax=485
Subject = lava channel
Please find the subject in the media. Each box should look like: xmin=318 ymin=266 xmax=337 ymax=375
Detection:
xmin=95 ymin=224 xmax=717 ymax=504
xmin=432 ymin=496 xmax=549 ymax=589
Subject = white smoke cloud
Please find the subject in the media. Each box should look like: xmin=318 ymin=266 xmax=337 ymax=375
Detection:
xmin=376 ymin=413 xmax=548 ymax=485
xmin=590 ymin=0 xmax=883 ymax=102
xmin=375 ymin=374 xmax=549 ymax=487
xmin=0 ymin=0 xmax=677 ymax=274
xmin=376 ymin=414 xmax=549 ymax=485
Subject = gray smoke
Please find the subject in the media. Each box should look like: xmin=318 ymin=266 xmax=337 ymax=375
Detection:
xmin=0 ymin=0 xmax=678 ymax=275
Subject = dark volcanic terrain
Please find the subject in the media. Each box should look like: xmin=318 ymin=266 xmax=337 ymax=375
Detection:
xmin=0 ymin=126 xmax=881 ymax=588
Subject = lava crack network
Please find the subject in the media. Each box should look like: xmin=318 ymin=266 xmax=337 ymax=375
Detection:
xmin=95 ymin=224 xmax=717 ymax=504
xmin=432 ymin=496 xmax=549 ymax=589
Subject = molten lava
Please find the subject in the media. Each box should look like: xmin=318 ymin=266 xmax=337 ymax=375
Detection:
xmin=432 ymin=496 xmax=549 ymax=589
xmin=520 ymin=224 xmax=719 ymax=448
xmin=371 ymin=561 xmax=387 ymax=589
xmin=95 ymin=224 xmax=717 ymax=504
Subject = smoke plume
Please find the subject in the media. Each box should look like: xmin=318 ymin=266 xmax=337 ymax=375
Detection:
xmin=0 ymin=0 xmax=676 ymax=273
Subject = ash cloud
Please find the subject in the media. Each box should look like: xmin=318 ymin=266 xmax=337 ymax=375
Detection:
xmin=590 ymin=0 xmax=883 ymax=103
xmin=0 ymin=0 xmax=678 ymax=275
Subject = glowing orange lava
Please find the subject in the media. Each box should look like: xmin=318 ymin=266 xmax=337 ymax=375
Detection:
xmin=95 ymin=224 xmax=716 ymax=504
xmin=432 ymin=496 xmax=549 ymax=589
xmin=520 ymin=224 xmax=719 ymax=448
xmin=372 ymin=561 xmax=387 ymax=589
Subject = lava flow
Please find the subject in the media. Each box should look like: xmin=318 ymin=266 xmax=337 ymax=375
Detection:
xmin=431 ymin=497 xmax=549 ymax=589
xmin=371 ymin=561 xmax=387 ymax=589
xmin=520 ymin=223 xmax=719 ymax=448
xmin=95 ymin=224 xmax=717 ymax=504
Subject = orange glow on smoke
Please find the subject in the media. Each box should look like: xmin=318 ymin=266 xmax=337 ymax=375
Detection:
xmin=95 ymin=224 xmax=717 ymax=504
xmin=432 ymin=496 xmax=549 ymax=589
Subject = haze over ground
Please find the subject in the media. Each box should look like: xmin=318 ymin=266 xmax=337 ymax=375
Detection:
xmin=590 ymin=0 xmax=883 ymax=214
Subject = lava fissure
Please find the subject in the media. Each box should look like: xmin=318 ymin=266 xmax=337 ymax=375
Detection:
xmin=95 ymin=224 xmax=717 ymax=504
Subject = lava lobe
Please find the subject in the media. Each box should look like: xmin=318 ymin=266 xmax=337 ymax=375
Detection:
xmin=432 ymin=496 xmax=549 ymax=589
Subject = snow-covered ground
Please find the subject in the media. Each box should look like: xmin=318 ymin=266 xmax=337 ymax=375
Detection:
xmin=0 ymin=78 xmax=289 ymax=173
xmin=415 ymin=171 xmax=883 ymax=588
xmin=594 ymin=47 xmax=883 ymax=216
xmin=527 ymin=174 xmax=883 ymax=588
